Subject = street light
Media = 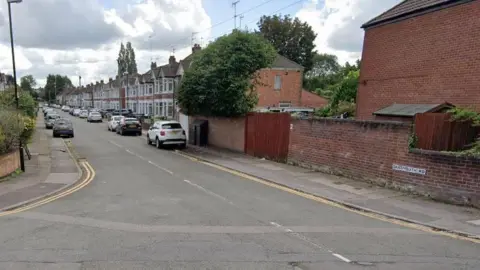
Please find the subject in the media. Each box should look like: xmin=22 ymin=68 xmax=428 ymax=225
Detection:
xmin=7 ymin=0 xmax=25 ymax=172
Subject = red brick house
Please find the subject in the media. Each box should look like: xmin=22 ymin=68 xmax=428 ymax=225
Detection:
xmin=356 ymin=0 xmax=480 ymax=120
xmin=256 ymin=55 xmax=304 ymax=109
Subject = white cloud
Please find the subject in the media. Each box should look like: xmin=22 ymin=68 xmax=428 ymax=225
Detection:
xmin=0 ymin=0 xmax=211 ymax=87
xmin=296 ymin=0 xmax=401 ymax=64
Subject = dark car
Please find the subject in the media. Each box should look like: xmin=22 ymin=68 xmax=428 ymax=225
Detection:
xmin=116 ymin=117 xmax=142 ymax=136
xmin=53 ymin=118 xmax=74 ymax=138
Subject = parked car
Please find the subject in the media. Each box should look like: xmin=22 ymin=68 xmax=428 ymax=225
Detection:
xmin=61 ymin=105 xmax=70 ymax=112
xmin=69 ymin=108 xmax=75 ymax=115
xmin=107 ymin=115 xmax=124 ymax=132
xmin=102 ymin=109 xmax=115 ymax=118
xmin=53 ymin=118 xmax=74 ymax=138
xmin=79 ymin=110 xmax=88 ymax=118
xmin=73 ymin=108 xmax=81 ymax=116
xmin=45 ymin=114 xmax=61 ymax=129
xmin=87 ymin=111 xmax=102 ymax=122
xmin=146 ymin=120 xmax=186 ymax=149
xmin=43 ymin=108 xmax=54 ymax=117
xmin=116 ymin=117 xmax=142 ymax=136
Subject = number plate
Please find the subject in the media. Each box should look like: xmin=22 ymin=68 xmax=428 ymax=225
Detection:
xmin=171 ymin=130 xmax=178 ymax=134
xmin=129 ymin=125 xmax=136 ymax=128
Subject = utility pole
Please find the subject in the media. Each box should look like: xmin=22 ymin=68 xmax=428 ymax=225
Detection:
xmin=232 ymin=0 xmax=240 ymax=29
xmin=239 ymin=14 xmax=244 ymax=29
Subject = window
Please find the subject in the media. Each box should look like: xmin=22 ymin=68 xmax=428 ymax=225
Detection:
xmin=168 ymin=80 xmax=174 ymax=92
xmin=148 ymin=85 xmax=153 ymax=95
xmin=148 ymin=103 xmax=153 ymax=115
xmin=159 ymin=102 xmax=164 ymax=116
xmin=274 ymin=75 xmax=282 ymax=90
xmin=167 ymin=101 xmax=173 ymax=117
xmin=133 ymin=103 xmax=137 ymax=113
xmin=160 ymin=79 xmax=164 ymax=92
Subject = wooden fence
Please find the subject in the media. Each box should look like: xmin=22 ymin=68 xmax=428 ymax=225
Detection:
xmin=415 ymin=113 xmax=478 ymax=151
xmin=245 ymin=112 xmax=291 ymax=162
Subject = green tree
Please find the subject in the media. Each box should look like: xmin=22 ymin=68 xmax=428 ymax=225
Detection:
xmin=20 ymin=75 xmax=36 ymax=93
xmin=306 ymin=53 xmax=341 ymax=78
xmin=125 ymin=42 xmax=138 ymax=74
xmin=178 ymin=30 xmax=276 ymax=117
xmin=329 ymin=70 xmax=360 ymax=110
xmin=0 ymin=88 xmax=37 ymax=118
xmin=117 ymin=42 xmax=127 ymax=76
xmin=43 ymin=74 xmax=72 ymax=102
xmin=257 ymin=15 xmax=317 ymax=72
xmin=304 ymin=53 xmax=342 ymax=97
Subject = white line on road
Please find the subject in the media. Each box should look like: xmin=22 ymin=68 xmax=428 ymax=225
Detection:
xmin=148 ymin=160 xmax=174 ymax=175
xmin=333 ymin=253 xmax=352 ymax=263
xmin=183 ymin=179 xmax=232 ymax=204
xmin=108 ymin=140 xmax=173 ymax=175
xmin=269 ymin=220 xmax=352 ymax=263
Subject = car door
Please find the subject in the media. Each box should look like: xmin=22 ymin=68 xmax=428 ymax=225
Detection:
xmin=148 ymin=123 xmax=158 ymax=139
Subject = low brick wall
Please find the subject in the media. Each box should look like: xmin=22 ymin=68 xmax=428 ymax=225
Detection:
xmin=288 ymin=118 xmax=480 ymax=207
xmin=0 ymin=151 xmax=20 ymax=178
xmin=190 ymin=116 xmax=245 ymax=152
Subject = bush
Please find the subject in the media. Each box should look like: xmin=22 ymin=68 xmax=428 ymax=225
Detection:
xmin=21 ymin=116 xmax=36 ymax=143
xmin=0 ymin=88 xmax=37 ymax=118
xmin=0 ymin=110 xmax=24 ymax=155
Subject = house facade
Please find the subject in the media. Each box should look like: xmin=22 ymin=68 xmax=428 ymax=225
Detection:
xmin=356 ymin=0 xmax=480 ymax=120
xmin=0 ymin=72 xmax=14 ymax=92
xmin=64 ymin=43 xmax=316 ymax=117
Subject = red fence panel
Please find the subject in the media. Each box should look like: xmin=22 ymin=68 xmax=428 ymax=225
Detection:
xmin=245 ymin=113 xmax=291 ymax=162
xmin=415 ymin=113 xmax=477 ymax=151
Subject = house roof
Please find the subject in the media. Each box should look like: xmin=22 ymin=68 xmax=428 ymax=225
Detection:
xmin=271 ymin=54 xmax=303 ymax=70
xmin=362 ymin=0 xmax=468 ymax=28
xmin=300 ymin=90 xmax=328 ymax=108
xmin=373 ymin=103 xmax=454 ymax=117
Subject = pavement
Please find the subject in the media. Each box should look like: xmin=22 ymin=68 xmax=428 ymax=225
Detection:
xmin=0 ymin=109 xmax=478 ymax=269
xmin=0 ymin=116 xmax=81 ymax=211
xmin=180 ymin=145 xmax=480 ymax=239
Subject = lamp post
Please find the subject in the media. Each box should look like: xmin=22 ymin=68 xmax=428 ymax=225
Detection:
xmin=7 ymin=0 xmax=25 ymax=172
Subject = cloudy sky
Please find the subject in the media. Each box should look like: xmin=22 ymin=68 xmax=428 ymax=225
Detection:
xmin=0 ymin=0 xmax=401 ymax=87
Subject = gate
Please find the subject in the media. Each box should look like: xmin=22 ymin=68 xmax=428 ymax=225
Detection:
xmin=245 ymin=112 xmax=291 ymax=162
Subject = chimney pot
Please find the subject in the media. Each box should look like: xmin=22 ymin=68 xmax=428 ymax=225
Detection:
xmin=169 ymin=56 xmax=176 ymax=65
xmin=151 ymin=62 xmax=157 ymax=69
xmin=192 ymin=43 xmax=201 ymax=53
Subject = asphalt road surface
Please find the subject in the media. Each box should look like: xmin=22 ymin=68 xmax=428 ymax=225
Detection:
xmin=0 ymin=111 xmax=478 ymax=270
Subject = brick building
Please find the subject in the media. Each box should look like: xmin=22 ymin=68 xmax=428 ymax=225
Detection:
xmin=356 ymin=0 xmax=480 ymax=120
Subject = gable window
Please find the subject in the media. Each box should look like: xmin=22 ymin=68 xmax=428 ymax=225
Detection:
xmin=168 ymin=79 xmax=174 ymax=92
xmin=148 ymin=84 xmax=153 ymax=95
xmin=274 ymin=75 xmax=282 ymax=90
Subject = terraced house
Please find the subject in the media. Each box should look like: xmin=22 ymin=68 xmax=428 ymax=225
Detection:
xmin=63 ymin=43 xmax=325 ymax=117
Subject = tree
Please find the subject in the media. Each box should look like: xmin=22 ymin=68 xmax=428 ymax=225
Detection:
xmin=43 ymin=74 xmax=73 ymax=102
xmin=304 ymin=53 xmax=342 ymax=96
xmin=257 ymin=15 xmax=317 ymax=72
xmin=178 ymin=30 xmax=277 ymax=117
xmin=305 ymin=53 xmax=341 ymax=78
xmin=117 ymin=42 xmax=127 ymax=76
xmin=125 ymin=42 xmax=138 ymax=74
xmin=20 ymin=75 xmax=36 ymax=93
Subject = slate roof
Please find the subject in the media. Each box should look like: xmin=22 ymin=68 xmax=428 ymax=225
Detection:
xmin=362 ymin=0 xmax=466 ymax=28
xmin=373 ymin=103 xmax=454 ymax=117
xmin=271 ymin=54 xmax=303 ymax=70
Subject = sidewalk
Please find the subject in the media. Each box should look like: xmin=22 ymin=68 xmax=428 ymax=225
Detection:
xmin=0 ymin=117 xmax=81 ymax=211
xmin=180 ymin=145 xmax=480 ymax=238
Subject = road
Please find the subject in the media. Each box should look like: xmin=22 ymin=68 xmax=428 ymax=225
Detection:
xmin=0 ymin=111 xmax=478 ymax=270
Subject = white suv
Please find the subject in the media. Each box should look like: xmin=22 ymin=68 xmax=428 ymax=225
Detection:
xmin=147 ymin=121 xmax=186 ymax=149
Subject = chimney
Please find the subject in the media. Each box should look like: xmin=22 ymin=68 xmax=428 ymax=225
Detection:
xmin=168 ymin=55 xmax=176 ymax=65
xmin=192 ymin=43 xmax=201 ymax=54
xmin=100 ymin=80 xmax=104 ymax=84
xmin=109 ymin=78 xmax=113 ymax=82
xmin=151 ymin=62 xmax=157 ymax=69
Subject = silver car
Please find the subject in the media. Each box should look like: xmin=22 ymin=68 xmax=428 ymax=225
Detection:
xmin=87 ymin=111 xmax=102 ymax=122
xmin=45 ymin=114 xmax=60 ymax=129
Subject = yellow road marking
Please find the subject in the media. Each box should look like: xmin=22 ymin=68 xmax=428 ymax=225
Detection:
xmin=0 ymin=161 xmax=95 ymax=216
xmin=176 ymin=151 xmax=480 ymax=244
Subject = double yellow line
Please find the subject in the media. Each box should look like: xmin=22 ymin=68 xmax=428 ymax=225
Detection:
xmin=0 ymin=161 xmax=95 ymax=217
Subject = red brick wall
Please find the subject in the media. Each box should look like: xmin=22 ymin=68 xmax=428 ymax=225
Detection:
xmin=0 ymin=151 xmax=20 ymax=178
xmin=190 ymin=116 xmax=245 ymax=152
xmin=300 ymin=90 xmax=328 ymax=108
xmin=357 ymin=1 xmax=480 ymax=119
xmin=288 ymin=118 xmax=480 ymax=207
xmin=256 ymin=69 xmax=303 ymax=108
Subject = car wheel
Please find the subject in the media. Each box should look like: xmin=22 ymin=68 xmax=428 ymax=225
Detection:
xmin=53 ymin=133 xmax=58 ymax=138
xmin=120 ymin=130 xmax=124 ymax=136
xmin=71 ymin=134 xmax=74 ymax=138
xmin=155 ymin=137 xmax=161 ymax=149
xmin=107 ymin=126 xmax=110 ymax=131
xmin=147 ymin=135 xmax=151 ymax=145
xmin=179 ymin=143 xmax=186 ymax=150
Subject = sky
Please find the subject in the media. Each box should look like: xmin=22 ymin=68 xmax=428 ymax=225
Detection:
xmin=0 ymin=0 xmax=401 ymax=87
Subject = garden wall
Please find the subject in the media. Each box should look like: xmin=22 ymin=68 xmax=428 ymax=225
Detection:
xmin=0 ymin=151 xmax=20 ymax=178
xmin=288 ymin=118 xmax=480 ymax=207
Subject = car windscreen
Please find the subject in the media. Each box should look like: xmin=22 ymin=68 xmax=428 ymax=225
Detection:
xmin=48 ymin=115 xmax=60 ymax=119
xmin=90 ymin=112 xmax=101 ymax=116
xmin=162 ymin=123 xmax=182 ymax=129
xmin=55 ymin=119 xmax=71 ymax=125
xmin=112 ymin=116 xmax=122 ymax=121
xmin=125 ymin=118 xmax=139 ymax=123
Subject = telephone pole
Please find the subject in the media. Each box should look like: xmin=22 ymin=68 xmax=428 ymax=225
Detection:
xmin=239 ymin=14 xmax=244 ymax=29
xmin=232 ymin=0 xmax=240 ymax=29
